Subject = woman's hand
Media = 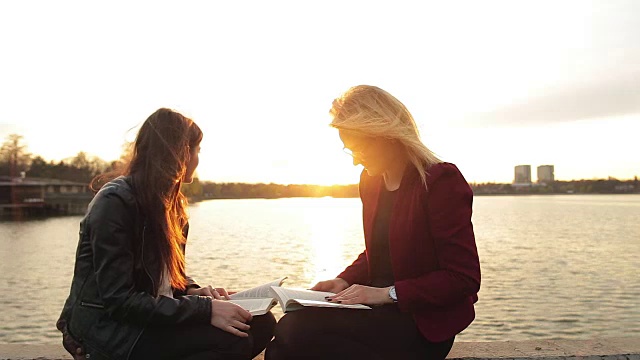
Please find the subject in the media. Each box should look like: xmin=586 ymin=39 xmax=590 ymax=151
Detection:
xmin=327 ymin=284 xmax=394 ymax=306
xmin=310 ymin=278 xmax=349 ymax=293
xmin=56 ymin=318 xmax=85 ymax=360
xmin=187 ymin=285 xmax=230 ymax=300
xmin=210 ymin=300 xmax=253 ymax=337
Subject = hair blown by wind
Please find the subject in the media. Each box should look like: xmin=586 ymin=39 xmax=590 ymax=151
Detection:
xmin=92 ymin=108 xmax=202 ymax=291
xmin=330 ymin=85 xmax=441 ymax=187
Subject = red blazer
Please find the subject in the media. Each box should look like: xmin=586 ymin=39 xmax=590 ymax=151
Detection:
xmin=338 ymin=162 xmax=481 ymax=342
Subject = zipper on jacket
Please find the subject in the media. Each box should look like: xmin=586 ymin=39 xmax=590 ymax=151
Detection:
xmin=80 ymin=301 xmax=104 ymax=309
xmin=128 ymin=223 xmax=155 ymax=360
xmin=126 ymin=328 xmax=145 ymax=360
xmin=141 ymin=224 xmax=156 ymax=295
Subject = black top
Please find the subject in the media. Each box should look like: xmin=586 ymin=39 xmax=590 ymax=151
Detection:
xmin=369 ymin=186 xmax=397 ymax=288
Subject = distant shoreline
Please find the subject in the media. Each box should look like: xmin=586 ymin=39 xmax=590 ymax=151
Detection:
xmin=472 ymin=192 xmax=640 ymax=196
xmin=190 ymin=192 xmax=640 ymax=202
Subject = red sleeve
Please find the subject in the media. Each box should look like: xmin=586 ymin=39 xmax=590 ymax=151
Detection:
xmin=337 ymin=251 xmax=369 ymax=285
xmin=396 ymin=164 xmax=481 ymax=310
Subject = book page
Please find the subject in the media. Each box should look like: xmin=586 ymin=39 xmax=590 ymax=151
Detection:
xmin=229 ymin=277 xmax=287 ymax=299
xmin=229 ymin=298 xmax=278 ymax=316
xmin=292 ymin=298 xmax=371 ymax=310
xmin=270 ymin=286 xmax=371 ymax=311
xmin=272 ymin=287 xmax=335 ymax=302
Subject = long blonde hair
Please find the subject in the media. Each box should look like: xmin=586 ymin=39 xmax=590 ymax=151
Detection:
xmin=329 ymin=85 xmax=441 ymax=187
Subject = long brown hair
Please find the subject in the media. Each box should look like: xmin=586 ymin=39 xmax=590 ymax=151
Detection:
xmin=93 ymin=108 xmax=203 ymax=290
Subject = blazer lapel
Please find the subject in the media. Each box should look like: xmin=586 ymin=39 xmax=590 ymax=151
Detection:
xmin=363 ymin=175 xmax=382 ymax=249
xmin=388 ymin=166 xmax=421 ymax=273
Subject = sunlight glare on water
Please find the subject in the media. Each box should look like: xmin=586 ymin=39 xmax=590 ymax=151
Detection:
xmin=0 ymin=194 xmax=638 ymax=343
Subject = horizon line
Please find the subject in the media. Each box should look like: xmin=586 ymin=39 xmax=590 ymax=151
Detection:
xmin=191 ymin=176 xmax=640 ymax=187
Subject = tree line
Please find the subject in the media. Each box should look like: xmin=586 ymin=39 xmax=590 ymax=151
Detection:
xmin=2 ymin=134 xmax=637 ymax=198
xmin=0 ymin=134 xmax=358 ymax=199
xmin=0 ymin=134 xmax=115 ymax=183
xmin=193 ymin=180 xmax=358 ymax=200
xmin=471 ymin=178 xmax=639 ymax=195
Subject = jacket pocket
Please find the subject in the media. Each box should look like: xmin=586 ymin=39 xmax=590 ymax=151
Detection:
xmin=80 ymin=301 xmax=105 ymax=309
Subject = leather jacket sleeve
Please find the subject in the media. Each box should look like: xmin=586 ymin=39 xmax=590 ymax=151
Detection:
xmin=173 ymin=276 xmax=201 ymax=297
xmin=89 ymin=189 xmax=212 ymax=326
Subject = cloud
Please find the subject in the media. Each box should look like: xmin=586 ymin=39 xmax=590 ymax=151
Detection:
xmin=461 ymin=67 xmax=640 ymax=127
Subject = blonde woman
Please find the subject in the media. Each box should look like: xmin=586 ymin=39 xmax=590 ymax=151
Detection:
xmin=266 ymin=86 xmax=481 ymax=360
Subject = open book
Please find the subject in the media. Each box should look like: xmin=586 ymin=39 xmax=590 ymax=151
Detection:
xmin=228 ymin=277 xmax=371 ymax=315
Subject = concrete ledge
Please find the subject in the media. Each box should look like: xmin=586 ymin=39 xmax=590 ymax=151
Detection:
xmin=1 ymin=337 xmax=638 ymax=360
xmin=447 ymin=338 xmax=639 ymax=359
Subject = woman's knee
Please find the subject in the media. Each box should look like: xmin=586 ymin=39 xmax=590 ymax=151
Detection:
xmin=252 ymin=311 xmax=276 ymax=334
xmin=273 ymin=311 xmax=327 ymax=346
xmin=215 ymin=331 xmax=253 ymax=359
xmin=266 ymin=312 xmax=334 ymax=360
xmin=249 ymin=312 xmax=277 ymax=356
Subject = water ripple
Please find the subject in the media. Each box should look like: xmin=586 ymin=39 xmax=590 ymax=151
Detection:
xmin=1 ymin=195 xmax=639 ymax=343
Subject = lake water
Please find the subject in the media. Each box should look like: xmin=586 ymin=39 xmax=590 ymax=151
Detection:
xmin=0 ymin=194 xmax=639 ymax=344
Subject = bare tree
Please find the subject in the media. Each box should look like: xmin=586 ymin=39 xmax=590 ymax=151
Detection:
xmin=70 ymin=151 xmax=91 ymax=169
xmin=0 ymin=134 xmax=31 ymax=177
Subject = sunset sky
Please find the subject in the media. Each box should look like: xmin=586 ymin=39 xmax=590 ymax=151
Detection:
xmin=1 ymin=1 xmax=638 ymax=185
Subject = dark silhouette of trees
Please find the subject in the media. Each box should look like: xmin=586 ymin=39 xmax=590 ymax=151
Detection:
xmin=471 ymin=179 xmax=639 ymax=195
xmin=22 ymin=152 xmax=110 ymax=183
xmin=1 ymin=134 xmax=110 ymax=183
xmin=0 ymin=134 xmax=31 ymax=176
xmin=3 ymin=134 xmax=637 ymax=199
xmin=196 ymin=182 xmax=358 ymax=200
xmin=181 ymin=178 xmax=203 ymax=199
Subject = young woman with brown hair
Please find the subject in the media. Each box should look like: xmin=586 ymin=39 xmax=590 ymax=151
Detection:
xmin=57 ymin=108 xmax=275 ymax=359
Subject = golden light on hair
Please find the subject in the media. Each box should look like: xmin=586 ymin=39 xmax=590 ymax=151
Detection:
xmin=329 ymin=85 xmax=442 ymax=187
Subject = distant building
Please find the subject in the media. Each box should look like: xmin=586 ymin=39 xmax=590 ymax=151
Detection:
xmin=537 ymin=165 xmax=555 ymax=184
xmin=514 ymin=165 xmax=532 ymax=186
xmin=0 ymin=176 xmax=92 ymax=217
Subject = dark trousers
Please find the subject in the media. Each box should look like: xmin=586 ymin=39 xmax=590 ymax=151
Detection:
xmin=265 ymin=305 xmax=454 ymax=360
xmin=130 ymin=312 xmax=276 ymax=360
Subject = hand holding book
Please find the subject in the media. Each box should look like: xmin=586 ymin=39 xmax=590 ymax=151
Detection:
xmin=270 ymin=286 xmax=371 ymax=312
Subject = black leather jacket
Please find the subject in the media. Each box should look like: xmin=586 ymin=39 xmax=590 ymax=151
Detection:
xmin=58 ymin=176 xmax=212 ymax=359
